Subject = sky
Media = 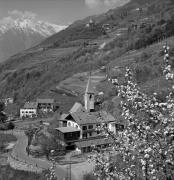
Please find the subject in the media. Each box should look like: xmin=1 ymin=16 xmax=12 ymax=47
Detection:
xmin=0 ymin=0 xmax=129 ymax=25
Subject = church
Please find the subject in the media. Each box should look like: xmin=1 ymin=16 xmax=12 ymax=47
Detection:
xmin=55 ymin=75 xmax=124 ymax=153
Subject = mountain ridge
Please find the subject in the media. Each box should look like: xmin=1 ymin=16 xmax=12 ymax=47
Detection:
xmin=0 ymin=14 xmax=66 ymax=62
xmin=1 ymin=0 xmax=174 ymax=113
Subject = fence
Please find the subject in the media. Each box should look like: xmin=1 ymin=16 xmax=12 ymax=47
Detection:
xmin=1 ymin=129 xmax=46 ymax=173
xmin=8 ymin=153 xmax=44 ymax=173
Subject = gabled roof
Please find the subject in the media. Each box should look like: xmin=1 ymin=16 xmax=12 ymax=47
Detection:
xmin=85 ymin=75 xmax=95 ymax=94
xmin=60 ymin=113 xmax=69 ymax=120
xmin=37 ymin=98 xmax=54 ymax=104
xmin=69 ymin=102 xmax=85 ymax=113
xmin=23 ymin=102 xmax=38 ymax=109
xmin=71 ymin=111 xmax=115 ymax=125
xmin=56 ymin=127 xmax=80 ymax=133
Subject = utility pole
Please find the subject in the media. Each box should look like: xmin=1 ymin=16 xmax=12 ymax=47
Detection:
xmin=66 ymin=166 xmax=69 ymax=180
xmin=69 ymin=158 xmax=71 ymax=180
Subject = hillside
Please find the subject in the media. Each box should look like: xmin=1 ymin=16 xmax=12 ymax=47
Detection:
xmin=0 ymin=0 xmax=174 ymax=112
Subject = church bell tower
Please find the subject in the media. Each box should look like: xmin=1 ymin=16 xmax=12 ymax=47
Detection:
xmin=84 ymin=75 xmax=95 ymax=112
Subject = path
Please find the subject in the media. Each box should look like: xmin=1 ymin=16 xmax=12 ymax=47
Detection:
xmin=4 ymin=130 xmax=94 ymax=180
xmin=5 ymin=130 xmax=71 ymax=180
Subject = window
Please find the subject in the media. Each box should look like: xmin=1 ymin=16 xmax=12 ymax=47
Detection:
xmin=89 ymin=132 xmax=92 ymax=137
xmin=89 ymin=94 xmax=92 ymax=100
xmin=97 ymin=131 xmax=100 ymax=134
xmin=88 ymin=125 xmax=93 ymax=129
xmin=116 ymin=124 xmax=124 ymax=131
xmin=96 ymin=123 xmax=100 ymax=127
xmin=68 ymin=122 xmax=71 ymax=127
xmin=82 ymin=133 xmax=87 ymax=139
xmin=82 ymin=126 xmax=87 ymax=130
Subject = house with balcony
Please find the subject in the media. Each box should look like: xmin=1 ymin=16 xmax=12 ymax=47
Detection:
xmin=56 ymin=75 xmax=125 ymax=152
xmin=37 ymin=98 xmax=54 ymax=112
xmin=55 ymin=127 xmax=81 ymax=150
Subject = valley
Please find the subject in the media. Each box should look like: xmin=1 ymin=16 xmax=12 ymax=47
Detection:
xmin=1 ymin=0 xmax=174 ymax=179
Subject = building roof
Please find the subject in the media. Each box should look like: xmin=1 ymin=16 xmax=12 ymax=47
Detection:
xmin=23 ymin=102 xmax=38 ymax=109
xmin=69 ymin=102 xmax=85 ymax=113
xmin=85 ymin=75 xmax=95 ymax=94
xmin=71 ymin=111 xmax=115 ymax=125
xmin=37 ymin=98 xmax=54 ymax=104
xmin=60 ymin=113 xmax=69 ymax=120
xmin=75 ymin=137 xmax=114 ymax=148
xmin=56 ymin=127 xmax=80 ymax=133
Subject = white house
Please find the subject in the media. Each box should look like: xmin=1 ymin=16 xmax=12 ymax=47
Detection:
xmin=20 ymin=102 xmax=38 ymax=118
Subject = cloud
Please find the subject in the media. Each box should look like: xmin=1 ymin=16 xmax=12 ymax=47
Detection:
xmin=84 ymin=0 xmax=102 ymax=8
xmin=8 ymin=10 xmax=37 ymax=19
xmin=85 ymin=0 xmax=129 ymax=9
xmin=0 ymin=10 xmax=38 ymax=25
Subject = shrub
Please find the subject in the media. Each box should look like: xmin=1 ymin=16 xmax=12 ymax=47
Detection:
xmin=83 ymin=173 xmax=98 ymax=180
xmin=0 ymin=122 xmax=15 ymax=130
xmin=7 ymin=122 xmax=15 ymax=130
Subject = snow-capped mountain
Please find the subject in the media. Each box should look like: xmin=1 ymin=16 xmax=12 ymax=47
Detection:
xmin=0 ymin=15 xmax=66 ymax=62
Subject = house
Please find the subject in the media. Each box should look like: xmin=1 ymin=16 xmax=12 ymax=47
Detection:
xmin=20 ymin=102 xmax=38 ymax=118
xmin=56 ymin=127 xmax=81 ymax=150
xmin=37 ymin=98 xmax=54 ymax=112
xmin=55 ymin=75 xmax=124 ymax=152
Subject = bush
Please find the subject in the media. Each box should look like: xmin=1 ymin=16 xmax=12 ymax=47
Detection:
xmin=7 ymin=122 xmax=15 ymax=130
xmin=83 ymin=173 xmax=97 ymax=180
xmin=0 ymin=122 xmax=15 ymax=130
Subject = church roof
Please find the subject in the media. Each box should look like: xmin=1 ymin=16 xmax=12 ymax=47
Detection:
xmin=60 ymin=113 xmax=69 ymax=120
xmin=71 ymin=111 xmax=115 ymax=125
xmin=69 ymin=102 xmax=85 ymax=113
xmin=85 ymin=75 xmax=95 ymax=94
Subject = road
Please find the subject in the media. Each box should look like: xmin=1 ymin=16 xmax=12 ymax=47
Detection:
xmin=5 ymin=129 xmax=94 ymax=180
xmin=7 ymin=130 xmax=74 ymax=180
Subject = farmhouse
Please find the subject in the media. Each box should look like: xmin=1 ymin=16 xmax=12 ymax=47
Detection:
xmin=20 ymin=102 xmax=38 ymax=118
xmin=37 ymin=98 xmax=54 ymax=112
xmin=56 ymin=127 xmax=81 ymax=150
xmin=56 ymin=75 xmax=124 ymax=152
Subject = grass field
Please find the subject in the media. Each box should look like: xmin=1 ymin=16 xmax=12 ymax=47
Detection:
xmin=57 ymin=69 xmax=106 ymax=96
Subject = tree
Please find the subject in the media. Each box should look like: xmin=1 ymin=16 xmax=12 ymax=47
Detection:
xmin=89 ymin=45 xmax=174 ymax=180
xmin=0 ymin=101 xmax=7 ymax=123
xmin=0 ymin=101 xmax=5 ymax=112
xmin=7 ymin=122 xmax=15 ymax=130
xmin=41 ymin=136 xmax=64 ymax=160
xmin=25 ymin=126 xmax=37 ymax=147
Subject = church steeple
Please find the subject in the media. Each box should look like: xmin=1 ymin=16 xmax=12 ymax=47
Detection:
xmin=84 ymin=74 xmax=95 ymax=112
